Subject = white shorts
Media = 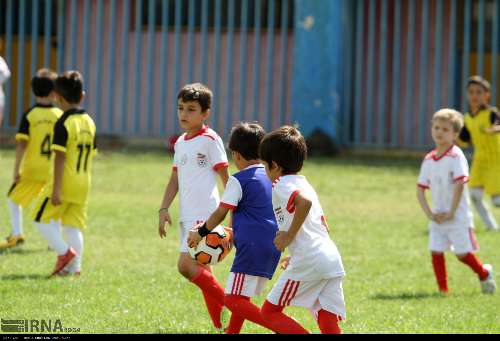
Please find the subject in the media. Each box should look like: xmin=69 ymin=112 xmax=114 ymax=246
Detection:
xmin=267 ymin=276 xmax=346 ymax=320
xmin=179 ymin=220 xmax=203 ymax=253
xmin=429 ymin=227 xmax=479 ymax=254
xmin=224 ymin=272 xmax=269 ymax=298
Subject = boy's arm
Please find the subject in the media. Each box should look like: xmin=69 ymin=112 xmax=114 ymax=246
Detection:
xmin=215 ymin=166 xmax=229 ymax=187
xmin=51 ymin=151 xmax=65 ymax=206
xmin=12 ymin=141 xmax=27 ymax=183
xmin=442 ymin=181 xmax=465 ymax=221
xmin=274 ymin=192 xmax=312 ymax=252
xmin=417 ymin=187 xmax=438 ymax=223
xmin=158 ymin=171 xmax=179 ymax=238
xmin=187 ymin=206 xmax=230 ymax=248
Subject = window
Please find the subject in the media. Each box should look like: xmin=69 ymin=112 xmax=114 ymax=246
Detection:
xmin=0 ymin=0 xmax=58 ymax=36
xmin=132 ymin=0 xmax=294 ymax=31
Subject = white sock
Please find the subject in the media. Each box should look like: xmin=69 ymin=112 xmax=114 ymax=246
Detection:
xmin=492 ymin=195 xmax=500 ymax=208
xmin=35 ymin=220 xmax=69 ymax=255
xmin=63 ymin=226 xmax=83 ymax=273
xmin=470 ymin=188 xmax=499 ymax=229
xmin=7 ymin=199 xmax=23 ymax=237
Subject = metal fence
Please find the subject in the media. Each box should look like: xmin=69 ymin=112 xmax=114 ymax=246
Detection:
xmin=0 ymin=0 xmax=294 ymax=139
xmin=343 ymin=0 xmax=500 ymax=149
xmin=1 ymin=0 xmax=499 ymax=149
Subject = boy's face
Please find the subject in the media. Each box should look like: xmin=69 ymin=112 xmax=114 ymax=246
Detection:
xmin=467 ymin=84 xmax=490 ymax=109
xmin=177 ymin=99 xmax=208 ymax=133
xmin=431 ymin=119 xmax=457 ymax=147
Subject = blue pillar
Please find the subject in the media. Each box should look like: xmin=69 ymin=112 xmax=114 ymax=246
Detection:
xmin=291 ymin=0 xmax=345 ymax=143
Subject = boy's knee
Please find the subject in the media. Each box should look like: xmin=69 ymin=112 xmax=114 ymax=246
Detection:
xmin=470 ymin=188 xmax=484 ymax=202
xmin=492 ymin=196 xmax=500 ymax=207
xmin=177 ymin=259 xmax=195 ymax=279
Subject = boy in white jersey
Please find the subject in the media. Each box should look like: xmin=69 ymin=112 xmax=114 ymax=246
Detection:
xmin=417 ymin=108 xmax=496 ymax=294
xmin=258 ymin=126 xmax=346 ymax=334
xmin=158 ymin=83 xmax=229 ymax=331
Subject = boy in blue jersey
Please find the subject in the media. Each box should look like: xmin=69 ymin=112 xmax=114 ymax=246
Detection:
xmin=188 ymin=122 xmax=281 ymax=334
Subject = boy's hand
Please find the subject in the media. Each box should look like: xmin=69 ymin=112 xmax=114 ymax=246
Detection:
xmin=274 ymin=231 xmax=291 ymax=252
xmin=158 ymin=209 xmax=172 ymax=239
xmin=433 ymin=212 xmax=453 ymax=224
xmin=187 ymin=229 xmax=203 ymax=248
xmin=280 ymin=256 xmax=291 ymax=270
xmin=51 ymin=192 xmax=62 ymax=206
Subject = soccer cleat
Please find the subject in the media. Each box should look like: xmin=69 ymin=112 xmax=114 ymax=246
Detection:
xmin=0 ymin=235 xmax=26 ymax=249
xmin=51 ymin=247 xmax=77 ymax=276
xmin=480 ymin=264 xmax=496 ymax=294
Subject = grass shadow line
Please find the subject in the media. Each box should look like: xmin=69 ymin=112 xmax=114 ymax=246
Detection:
xmin=0 ymin=274 xmax=50 ymax=281
xmin=370 ymin=292 xmax=445 ymax=301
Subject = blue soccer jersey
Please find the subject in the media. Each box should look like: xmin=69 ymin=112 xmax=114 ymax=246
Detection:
xmin=220 ymin=164 xmax=281 ymax=278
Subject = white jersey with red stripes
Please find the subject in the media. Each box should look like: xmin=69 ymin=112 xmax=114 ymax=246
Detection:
xmin=272 ymin=175 xmax=345 ymax=281
xmin=417 ymin=144 xmax=474 ymax=229
xmin=172 ymin=126 xmax=228 ymax=222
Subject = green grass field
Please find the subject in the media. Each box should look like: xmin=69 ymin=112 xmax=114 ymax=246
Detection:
xmin=1 ymin=148 xmax=499 ymax=334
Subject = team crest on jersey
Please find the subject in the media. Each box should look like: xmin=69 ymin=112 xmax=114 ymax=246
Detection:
xmin=197 ymin=153 xmax=208 ymax=168
xmin=274 ymin=207 xmax=285 ymax=225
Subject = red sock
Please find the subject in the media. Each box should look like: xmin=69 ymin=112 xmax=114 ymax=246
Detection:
xmin=190 ymin=267 xmax=225 ymax=329
xmin=261 ymin=300 xmax=309 ymax=334
xmin=224 ymin=295 xmax=280 ymax=334
xmin=432 ymin=253 xmax=448 ymax=293
xmin=459 ymin=253 xmax=489 ymax=280
xmin=226 ymin=313 xmax=246 ymax=334
xmin=317 ymin=309 xmax=342 ymax=334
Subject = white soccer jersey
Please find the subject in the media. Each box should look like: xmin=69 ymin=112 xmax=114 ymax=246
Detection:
xmin=272 ymin=175 xmax=345 ymax=281
xmin=417 ymin=145 xmax=474 ymax=229
xmin=0 ymin=56 xmax=11 ymax=107
xmin=173 ymin=126 xmax=228 ymax=222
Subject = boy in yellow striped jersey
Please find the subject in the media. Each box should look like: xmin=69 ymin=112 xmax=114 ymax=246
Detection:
xmin=32 ymin=71 xmax=97 ymax=276
xmin=459 ymin=76 xmax=500 ymax=231
xmin=1 ymin=69 xmax=62 ymax=249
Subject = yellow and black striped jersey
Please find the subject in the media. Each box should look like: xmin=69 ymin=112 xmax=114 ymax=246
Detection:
xmin=460 ymin=107 xmax=500 ymax=161
xmin=15 ymin=104 xmax=63 ymax=182
xmin=49 ymin=108 xmax=97 ymax=204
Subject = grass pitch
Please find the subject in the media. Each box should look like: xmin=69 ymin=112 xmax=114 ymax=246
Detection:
xmin=0 ymin=148 xmax=499 ymax=333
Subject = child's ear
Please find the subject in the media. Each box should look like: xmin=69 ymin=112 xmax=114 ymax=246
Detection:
xmin=202 ymin=108 xmax=210 ymax=120
xmin=271 ymin=161 xmax=280 ymax=172
xmin=80 ymin=91 xmax=86 ymax=103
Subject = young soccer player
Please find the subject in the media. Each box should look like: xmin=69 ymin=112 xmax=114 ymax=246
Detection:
xmin=258 ymin=126 xmax=346 ymax=334
xmin=0 ymin=69 xmax=62 ymax=249
xmin=0 ymin=38 xmax=10 ymax=129
xmin=459 ymin=76 xmax=500 ymax=231
xmin=32 ymin=71 xmax=97 ymax=276
xmin=417 ymin=108 xmax=496 ymax=294
xmin=158 ymin=83 xmax=229 ymax=331
xmin=187 ymin=122 xmax=281 ymax=334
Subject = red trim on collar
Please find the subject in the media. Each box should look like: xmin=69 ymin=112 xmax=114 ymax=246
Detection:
xmin=184 ymin=125 xmax=209 ymax=141
xmin=432 ymin=144 xmax=455 ymax=161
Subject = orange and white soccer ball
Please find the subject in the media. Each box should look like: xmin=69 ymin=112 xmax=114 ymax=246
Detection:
xmin=188 ymin=225 xmax=233 ymax=265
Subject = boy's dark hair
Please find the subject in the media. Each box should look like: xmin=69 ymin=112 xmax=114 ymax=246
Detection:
xmin=228 ymin=122 xmax=266 ymax=160
xmin=31 ymin=68 xmax=57 ymax=97
xmin=177 ymin=83 xmax=212 ymax=112
xmin=54 ymin=71 xmax=84 ymax=104
xmin=259 ymin=126 xmax=307 ymax=175
xmin=467 ymin=75 xmax=491 ymax=92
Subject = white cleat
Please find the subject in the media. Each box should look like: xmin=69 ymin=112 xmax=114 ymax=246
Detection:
xmin=480 ymin=264 xmax=496 ymax=294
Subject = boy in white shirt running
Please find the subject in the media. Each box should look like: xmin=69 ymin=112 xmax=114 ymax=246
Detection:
xmin=417 ymin=108 xmax=496 ymax=294
xmin=258 ymin=126 xmax=346 ymax=334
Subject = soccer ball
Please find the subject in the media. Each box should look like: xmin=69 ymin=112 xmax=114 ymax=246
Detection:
xmin=188 ymin=225 xmax=232 ymax=265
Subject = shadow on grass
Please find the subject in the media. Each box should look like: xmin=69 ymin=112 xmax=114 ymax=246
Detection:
xmin=0 ymin=274 xmax=50 ymax=280
xmin=0 ymin=247 xmax=49 ymax=255
xmin=371 ymin=292 xmax=445 ymax=300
